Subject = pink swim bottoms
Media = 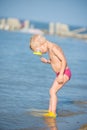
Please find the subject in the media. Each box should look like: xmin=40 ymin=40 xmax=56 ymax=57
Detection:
xmin=56 ymin=68 xmax=71 ymax=80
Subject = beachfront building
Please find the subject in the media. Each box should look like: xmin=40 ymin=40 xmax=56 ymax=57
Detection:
xmin=24 ymin=20 xmax=30 ymax=29
xmin=49 ymin=22 xmax=55 ymax=35
xmin=0 ymin=19 xmax=6 ymax=29
xmin=56 ymin=23 xmax=69 ymax=35
xmin=7 ymin=18 xmax=21 ymax=31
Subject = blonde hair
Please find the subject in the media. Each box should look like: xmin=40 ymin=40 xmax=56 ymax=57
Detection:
xmin=30 ymin=35 xmax=46 ymax=50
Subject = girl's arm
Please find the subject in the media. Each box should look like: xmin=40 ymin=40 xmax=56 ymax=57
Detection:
xmin=40 ymin=57 xmax=51 ymax=64
xmin=53 ymin=46 xmax=67 ymax=74
xmin=53 ymin=46 xmax=67 ymax=84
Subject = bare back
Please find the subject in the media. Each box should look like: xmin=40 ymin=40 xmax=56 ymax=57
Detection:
xmin=48 ymin=42 xmax=67 ymax=73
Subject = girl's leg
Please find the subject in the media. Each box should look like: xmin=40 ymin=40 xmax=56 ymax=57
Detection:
xmin=49 ymin=96 xmax=57 ymax=113
xmin=49 ymin=74 xmax=69 ymax=114
xmin=48 ymin=97 xmax=52 ymax=112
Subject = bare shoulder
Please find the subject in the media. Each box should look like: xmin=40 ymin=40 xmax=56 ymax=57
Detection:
xmin=52 ymin=43 xmax=63 ymax=53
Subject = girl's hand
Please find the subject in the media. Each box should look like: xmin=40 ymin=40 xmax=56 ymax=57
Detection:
xmin=57 ymin=74 xmax=64 ymax=84
xmin=40 ymin=57 xmax=48 ymax=63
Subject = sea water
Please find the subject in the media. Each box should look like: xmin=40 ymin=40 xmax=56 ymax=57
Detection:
xmin=0 ymin=30 xmax=87 ymax=130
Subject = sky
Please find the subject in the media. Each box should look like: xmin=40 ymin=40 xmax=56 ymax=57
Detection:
xmin=0 ymin=0 xmax=87 ymax=26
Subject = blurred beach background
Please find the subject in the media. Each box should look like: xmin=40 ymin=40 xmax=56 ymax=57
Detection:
xmin=0 ymin=0 xmax=87 ymax=130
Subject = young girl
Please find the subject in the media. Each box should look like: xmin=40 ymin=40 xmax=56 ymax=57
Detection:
xmin=30 ymin=35 xmax=71 ymax=118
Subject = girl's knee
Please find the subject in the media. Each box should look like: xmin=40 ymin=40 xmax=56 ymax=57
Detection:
xmin=49 ymin=88 xmax=56 ymax=96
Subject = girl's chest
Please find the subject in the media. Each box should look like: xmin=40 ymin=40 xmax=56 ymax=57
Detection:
xmin=48 ymin=51 xmax=60 ymax=62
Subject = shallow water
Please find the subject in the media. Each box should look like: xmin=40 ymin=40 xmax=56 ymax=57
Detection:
xmin=0 ymin=31 xmax=87 ymax=130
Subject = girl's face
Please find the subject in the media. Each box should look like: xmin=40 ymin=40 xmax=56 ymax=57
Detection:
xmin=36 ymin=43 xmax=47 ymax=54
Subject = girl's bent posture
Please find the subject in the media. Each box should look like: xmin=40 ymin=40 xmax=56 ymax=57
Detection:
xmin=30 ymin=35 xmax=71 ymax=118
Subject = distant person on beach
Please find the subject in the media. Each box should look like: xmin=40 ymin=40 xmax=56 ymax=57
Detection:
xmin=29 ymin=35 xmax=71 ymax=118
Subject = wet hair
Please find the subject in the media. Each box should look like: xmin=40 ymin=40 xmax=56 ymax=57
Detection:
xmin=30 ymin=35 xmax=46 ymax=50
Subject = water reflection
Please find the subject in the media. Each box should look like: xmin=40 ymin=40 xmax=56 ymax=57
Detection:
xmin=43 ymin=117 xmax=58 ymax=130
